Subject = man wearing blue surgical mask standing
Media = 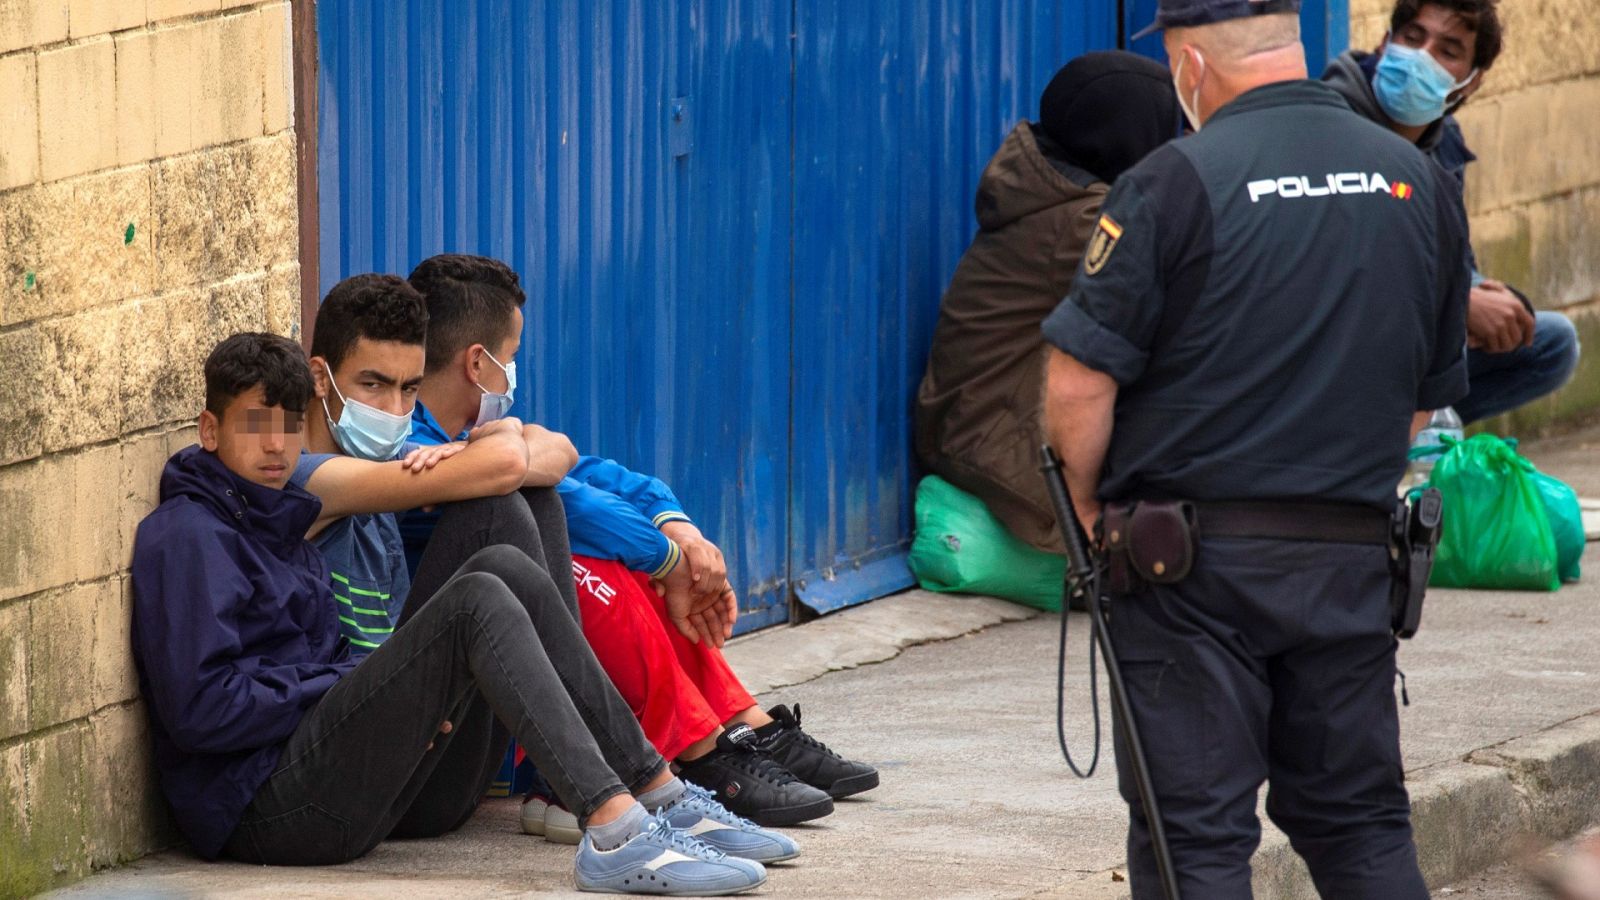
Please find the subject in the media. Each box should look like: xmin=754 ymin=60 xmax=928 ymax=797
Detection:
xmin=1324 ymin=0 xmax=1581 ymax=425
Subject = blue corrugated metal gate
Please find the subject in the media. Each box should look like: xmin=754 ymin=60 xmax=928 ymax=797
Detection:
xmin=785 ymin=2 xmax=1115 ymax=612
xmin=317 ymin=0 xmax=1341 ymax=632
xmin=320 ymin=1 xmax=800 ymax=630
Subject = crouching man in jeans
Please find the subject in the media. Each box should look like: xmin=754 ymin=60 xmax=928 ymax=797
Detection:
xmin=130 ymin=332 xmax=779 ymax=895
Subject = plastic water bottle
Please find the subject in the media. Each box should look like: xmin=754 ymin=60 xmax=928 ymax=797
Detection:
xmin=1407 ymin=407 xmax=1464 ymax=489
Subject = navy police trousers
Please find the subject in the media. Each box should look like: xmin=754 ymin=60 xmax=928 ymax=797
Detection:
xmin=1109 ymin=536 xmax=1429 ymax=899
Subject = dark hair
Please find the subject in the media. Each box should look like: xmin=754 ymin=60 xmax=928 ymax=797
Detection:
xmin=1390 ymin=0 xmax=1503 ymax=71
xmin=310 ymin=274 xmax=429 ymax=372
xmin=407 ymin=254 xmax=526 ymax=374
xmin=204 ymin=332 xmax=314 ymax=418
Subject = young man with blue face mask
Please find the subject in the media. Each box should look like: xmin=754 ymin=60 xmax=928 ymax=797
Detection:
xmin=405 ymin=255 xmax=735 ymax=645
xmin=406 ymin=254 xmax=875 ymax=834
xmin=299 ymin=274 xmax=575 ymax=651
xmin=287 ymin=275 xmax=801 ymax=883
xmin=1324 ymin=0 xmax=1582 ymax=425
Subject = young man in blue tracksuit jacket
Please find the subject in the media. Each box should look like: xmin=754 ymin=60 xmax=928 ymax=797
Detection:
xmin=129 ymin=330 xmax=778 ymax=894
xmin=403 ymin=254 xmax=879 ymax=832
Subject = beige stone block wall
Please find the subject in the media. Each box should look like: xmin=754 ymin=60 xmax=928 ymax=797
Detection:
xmin=0 ymin=0 xmax=67 ymax=56
xmin=0 ymin=53 xmax=40 ymax=190
xmin=0 ymin=2 xmax=300 ymax=895
xmin=1348 ymin=0 xmax=1600 ymax=433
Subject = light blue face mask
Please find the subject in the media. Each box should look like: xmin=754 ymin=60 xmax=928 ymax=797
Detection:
xmin=1373 ymin=42 xmax=1477 ymax=127
xmin=474 ymin=349 xmax=517 ymax=426
xmin=321 ymin=372 xmax=413 ymax=461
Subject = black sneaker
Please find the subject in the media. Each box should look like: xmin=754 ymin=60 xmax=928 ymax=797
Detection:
xmin=754 ymin=704 xmax=879 ymax=799
xmin=676 ymin=723 xmax=834 ymax=827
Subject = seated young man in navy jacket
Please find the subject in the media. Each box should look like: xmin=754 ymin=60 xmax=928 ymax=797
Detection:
xmin=402 ymin=255 xmax=878 ymax=834
xmin=129 ymin=330 xmax=782 ymax=894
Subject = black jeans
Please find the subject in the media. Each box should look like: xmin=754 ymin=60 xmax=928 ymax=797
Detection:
xmin=1111 ymin=537 xmax=1427 ymax=900
xmin=378 ymin=486 xmax=590 ymax=832
xmin=410 ymin=486 xmax=582 ymax=622
xmin=221 ymin=499 xmax=664 ymax=864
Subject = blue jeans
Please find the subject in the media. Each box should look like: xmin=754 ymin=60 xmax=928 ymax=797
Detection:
xmin=1458 ymin=311 xmax=1581 ymax=424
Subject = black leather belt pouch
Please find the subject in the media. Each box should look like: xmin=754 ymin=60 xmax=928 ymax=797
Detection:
xmin=1102 ymin=505 xmax=1136 ymax=593
xmin=1103 ymin=501 xmax=1197 ymax=589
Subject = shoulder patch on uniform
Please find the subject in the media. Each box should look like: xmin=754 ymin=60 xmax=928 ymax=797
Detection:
xmin=1084 ymin=215 xmax=1123 ymax=276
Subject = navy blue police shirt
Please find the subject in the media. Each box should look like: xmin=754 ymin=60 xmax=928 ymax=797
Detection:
xmin=1041 ymin=80 xmax=1471 ymax=511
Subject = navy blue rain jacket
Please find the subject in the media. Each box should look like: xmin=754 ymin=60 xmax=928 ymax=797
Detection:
xmin=130 ymin=445 xmax=355 ymax=858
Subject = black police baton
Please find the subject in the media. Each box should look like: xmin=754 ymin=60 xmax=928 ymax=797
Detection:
xmin=1040 ymin=445 xmax=1180 ymax=900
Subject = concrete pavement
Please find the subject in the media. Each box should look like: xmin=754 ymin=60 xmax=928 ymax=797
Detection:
xmin=49 ymin=430 xmax=1600 ymax=899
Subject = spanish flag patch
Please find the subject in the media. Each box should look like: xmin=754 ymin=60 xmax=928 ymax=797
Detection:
xmin=1085 ymin=215 xmax=1123 ymax=275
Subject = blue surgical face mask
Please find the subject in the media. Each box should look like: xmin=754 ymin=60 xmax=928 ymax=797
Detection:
xmin=474 ymin=350 xmax=517 ymax=426
xmin=1373 ymin=42 xmax=1477 ymax=127
xmin=321 ymin=369 xmax=413 ymax=461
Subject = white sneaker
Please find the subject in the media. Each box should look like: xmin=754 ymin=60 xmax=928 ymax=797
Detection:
xmin=521 ymin=792 xmax=551 ymax=836
xmin=544 ymin=799 xmax=582 ymax=845
xmin=522 ymin=791 xmax=582 ymax=844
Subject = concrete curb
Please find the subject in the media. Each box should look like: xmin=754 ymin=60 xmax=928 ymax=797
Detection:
xmin=1045 ymin=709 xmax=1600 ymax=898
xmin=720 ymin=589 xmax=1040 ymax=696
xmin=1464 ymin=713 xmax=1600 ymax=842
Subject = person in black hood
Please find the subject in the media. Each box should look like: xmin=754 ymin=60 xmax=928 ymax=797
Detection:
xmin=1323 ymin=0 xmax=1580 ymax=425
xmin=1037 ymin=50 xmax=1186 ymax=185
xmin=915 ymin=50 xmax=1179 ymax=554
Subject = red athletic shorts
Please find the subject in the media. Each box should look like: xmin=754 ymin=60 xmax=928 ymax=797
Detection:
xmin=571 ymin=555 xmax=757 ymax=760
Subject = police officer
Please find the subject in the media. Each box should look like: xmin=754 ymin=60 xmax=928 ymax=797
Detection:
xmin=1040 ymin=0 xmax=1470 ymax=896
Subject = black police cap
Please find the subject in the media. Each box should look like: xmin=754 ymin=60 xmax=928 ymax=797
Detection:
xmin=1132 ymin=0 xmax=1301 ymax=40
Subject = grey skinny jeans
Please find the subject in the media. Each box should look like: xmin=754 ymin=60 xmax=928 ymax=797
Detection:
xmin=383 ymin=486 xmax=597 ymax=838
xmin=220 ymin=494 xmax=664 ymax=865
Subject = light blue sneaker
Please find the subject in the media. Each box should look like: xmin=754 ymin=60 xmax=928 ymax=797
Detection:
xmin=575 ymin=812 xmax=767 ymax=896
xmin=660 ymin=781 xmax=800 ymax=863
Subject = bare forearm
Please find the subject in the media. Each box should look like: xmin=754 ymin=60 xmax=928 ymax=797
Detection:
xmin=522 ymin=425 xmax=578 ymax=487
xmin=1043 ymin=349 xmax=1117 ymax=535
xmin=1048 ymin=410 xmax=1113 ymax=536
xmin=305 ymin=427 xmax=528 ymax=525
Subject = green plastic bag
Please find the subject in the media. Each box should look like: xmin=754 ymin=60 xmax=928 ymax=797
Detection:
xmin=1427 ymin=434 xmax=1560 ymax=591
xmin=1530 ymin=468 xmax=1583 ymax=583
xmin=908 ymin=475 xmax=1065 ymax=611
